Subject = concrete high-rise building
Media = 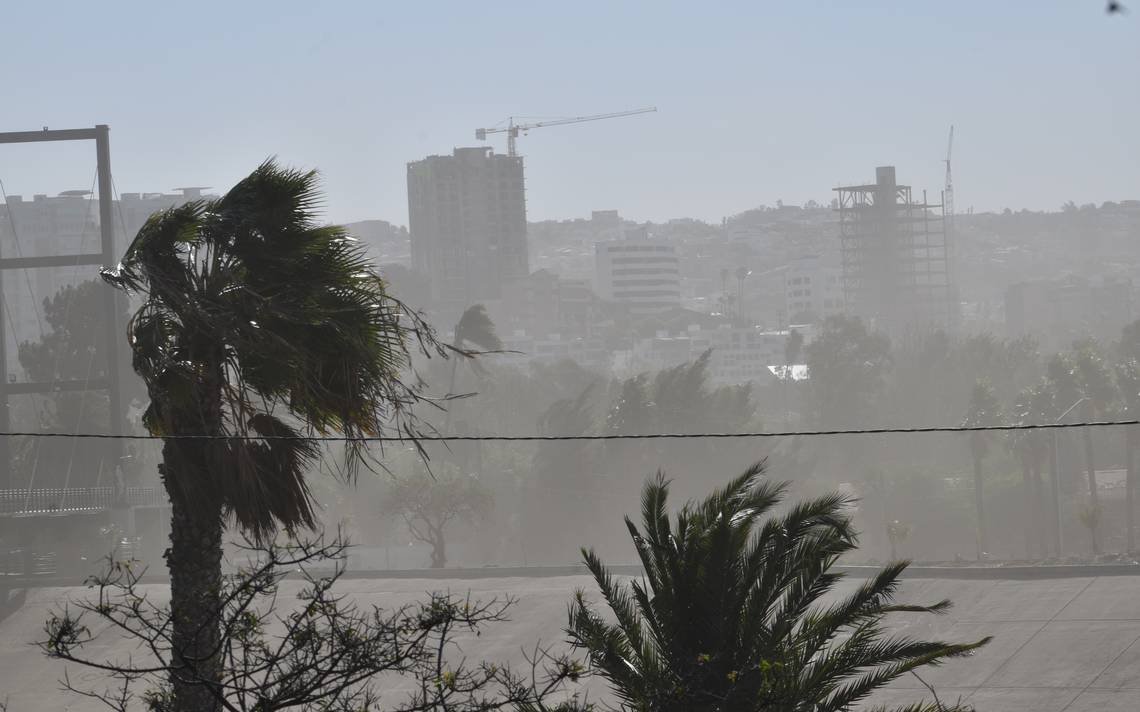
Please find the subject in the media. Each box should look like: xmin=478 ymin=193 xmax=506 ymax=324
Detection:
xmin=407 ymin=147 xmax=528 ymax=308
xmin=835 ymin=166 xmax=957 ymax=334
xmin=595 ymin=226 xmax=681 ymax=315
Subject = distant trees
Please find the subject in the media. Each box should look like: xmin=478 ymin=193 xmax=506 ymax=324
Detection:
xmin=1116 ymin=358 xmax=1140 ymax=551
xmin=1072 ymin=342 xmax=1115 ymax=553
xmin=14 ymin=279 xmax=141 ymax=488
xmin=805 ymin=316 xmax=891 ymax=429
xmin=569 ymin=463 xmax=988 ymax=712
xmin=1007 ymin=384 xmax=1054 ymax=557
xmin=380 ymin=463 xmax=493 ymax=569
xmin=963 ymin=380 xmax=1002 ymax=558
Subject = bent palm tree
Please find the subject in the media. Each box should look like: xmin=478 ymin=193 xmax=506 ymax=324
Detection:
xmin=1007 ymin=384 xmax=1053 ymax=558
xmin=102 ymin=160 xmax=439 ymax=712
xmin=1116 ymin=359 xmax=1140 ymax=551
xmin=569 ymin=463 xmax=988 ymax=712
xmin=443 ymin=304 xmax=502 ymax=428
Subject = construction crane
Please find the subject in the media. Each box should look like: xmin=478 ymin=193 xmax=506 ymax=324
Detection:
xmin=475 ymin=107 xmax=657 ymax=157
xmin=943 ymin=125 xmax=955 ymax=228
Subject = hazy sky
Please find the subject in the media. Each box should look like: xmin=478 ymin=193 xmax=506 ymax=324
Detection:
xmin=1 ymin=1 xmax=1137 ymax=226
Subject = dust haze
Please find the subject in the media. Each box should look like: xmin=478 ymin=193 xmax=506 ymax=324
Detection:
xmin=1 ymin=3 xmax=1139 ymax=709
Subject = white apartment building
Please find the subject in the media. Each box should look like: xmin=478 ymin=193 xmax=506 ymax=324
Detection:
xmin=784 ymin=254 xmax=844 ymax=325
xmin=626 ymin=324 xmax=814 ymax=387
xmin=595 ymin=228 xmax=681 ymax=315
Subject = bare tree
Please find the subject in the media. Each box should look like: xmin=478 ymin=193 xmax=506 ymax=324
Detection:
xmin=381 ymin=465 xmax=494 ymax=569
xmin=40 ymin=533 xmax=589 ymax=712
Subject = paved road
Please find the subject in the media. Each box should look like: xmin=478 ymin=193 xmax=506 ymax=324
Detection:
xmin=3 ymin=574 xmax=1140 ymax=710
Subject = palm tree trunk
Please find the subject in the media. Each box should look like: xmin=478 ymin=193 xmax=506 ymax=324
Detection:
xmin=972 ymin=446 xmax=987 ymax=559
xmin=1127 ymin=430 xmax=1136 ymax=553
xmin=1083 ymin=426 xmax=1100 ymax=554
xmin=1020 ymin=454 xmax=1035 ymax=559
xmin=1049 ymin=435 xmax=1062 ymax=558
xmin=1031 ymin=458 xmax=1047 ymax=557
xmin=164 ymin=450 xmax=224 ymax=712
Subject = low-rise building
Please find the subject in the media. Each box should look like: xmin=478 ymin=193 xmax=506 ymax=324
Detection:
xmin=626 ymin=324 xmax=813 ymax=386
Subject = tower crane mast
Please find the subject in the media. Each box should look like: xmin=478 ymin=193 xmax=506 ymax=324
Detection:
xmin=475 ymin=107 xmax=657 ymax=157
xmin=944 ymin=125 xmax=955 ymax=228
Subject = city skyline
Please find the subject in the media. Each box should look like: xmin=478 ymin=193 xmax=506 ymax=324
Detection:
xmin=0 ymin=2 xmax=1136 ymax=226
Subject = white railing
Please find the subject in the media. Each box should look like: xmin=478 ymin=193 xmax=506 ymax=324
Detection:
xmin=0 ymin=487 xmax=166 ymax=516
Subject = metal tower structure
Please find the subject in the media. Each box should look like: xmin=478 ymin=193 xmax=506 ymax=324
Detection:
xmin=943 ymin=125 xmax=955 ymax=232
xmin=0 ymin=125 xmax=125 ymax=489
xmin=834 ymin=166 xmax=956 ymax=334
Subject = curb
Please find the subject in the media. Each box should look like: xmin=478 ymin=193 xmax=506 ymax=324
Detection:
xmin=6 ymin=562 xmax=1140 ymax=588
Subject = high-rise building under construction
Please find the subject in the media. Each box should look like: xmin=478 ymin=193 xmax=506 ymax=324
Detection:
xmin=834 ymin=166 xmax=957 ymax=334
xmin=407 ymin=147 xmax=529 ymax=309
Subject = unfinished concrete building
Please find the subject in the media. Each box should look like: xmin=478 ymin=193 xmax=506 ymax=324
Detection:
xmin=407 ymin=147 xmax=529 ymax=310
xmin=834 ymin=166 xmax=957 ymax=334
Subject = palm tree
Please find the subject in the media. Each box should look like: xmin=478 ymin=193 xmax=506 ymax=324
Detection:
xmin=102 ymin=160 xmax=438 ymax=712
xmin=441 ymin=305 xmax=501 ymax=472
xmin=568 ymin=463 xmax=989 ymax=712
xmin=1071 ymin=343 xmax=1116 ymax=554
xmin=1007 ymin=384 xmax=1053 ymax=558
xmin=782 ymin=328 xmax=804 ymax=426
xmin=446 ymin=303 xmax=503 ymax=399
xmin=1116 ymin=359 xmax=1140 ymax=551
xmin=963 ymin=380 xmax=1002 ymax=559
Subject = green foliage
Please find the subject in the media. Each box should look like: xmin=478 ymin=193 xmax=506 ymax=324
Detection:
xmin=568 ymin=463 xmax=988 ymax=712
xmin=1072 ymin=340 xmax=1115 ymax=416
xmin=1006 ymin=383 xmax=1053 ymax=468
xmin=806 ymin=315 xmax=892 ymax=428
xmin=963 ymin=380 xmax=1003 ymax=460
xmin=18 ymin=279 xmax=112 ymax=383
xmin=607 ymin=350 xmax=755 ymax=437
xmin=1119 ymin=318 xmax=1140 ymax=363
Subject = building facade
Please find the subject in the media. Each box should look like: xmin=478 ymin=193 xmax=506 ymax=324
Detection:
xmin=407 ymin=147 xmax=528 ymax=309
xmin=627 ymin=325 xmax=810 ymax=387
xmin=784 ymin=254 xmax=844 ymax=325
xmin=595 ymin=230 xmax=681 ymax=315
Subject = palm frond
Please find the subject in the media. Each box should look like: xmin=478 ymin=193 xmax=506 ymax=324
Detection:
xmin=568 ymin=463 xmax=989 ymax=711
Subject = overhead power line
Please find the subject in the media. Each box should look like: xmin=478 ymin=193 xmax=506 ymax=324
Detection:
xmin=0 ymin=419 xmax=1136 ymax=442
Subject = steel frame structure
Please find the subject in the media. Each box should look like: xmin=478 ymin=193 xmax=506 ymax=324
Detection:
xmin=834 ymin=167 xmax=956 ymax=334
xmin=0 ymin=125 xmax=124 ymax=488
